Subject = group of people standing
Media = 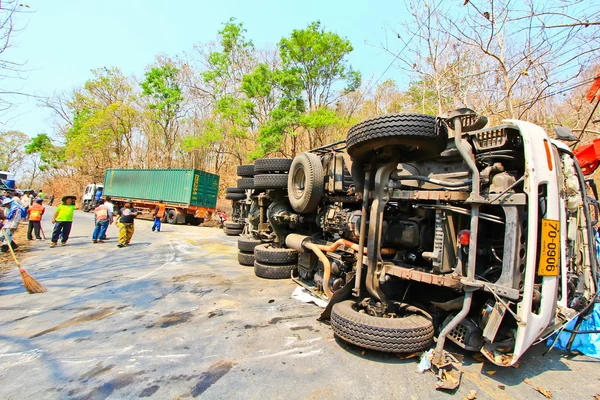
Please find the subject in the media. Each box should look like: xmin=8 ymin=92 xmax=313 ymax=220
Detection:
xmin=1 ymin=191 xmax=168 ymax=252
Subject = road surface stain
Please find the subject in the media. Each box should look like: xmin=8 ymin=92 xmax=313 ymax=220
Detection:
xmin=29 ymin=308 xmax=115 ymax=339
xmin=191 ymin=360 xmax=234 ymax=397
xmin=80 ymin=362 xmax=116 ymax=381
xmin=146 ymin=311 xmax=193 ymax=328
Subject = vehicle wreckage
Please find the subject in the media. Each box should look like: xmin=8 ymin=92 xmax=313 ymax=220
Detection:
xmin=226 ymin=108 xmax=599 ymax=388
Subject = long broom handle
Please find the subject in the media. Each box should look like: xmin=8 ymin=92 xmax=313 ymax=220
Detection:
xmin=39 ymin=223 xmax=46 ymax=240
xmin=2 ymin=227 xmax=21 ymax=269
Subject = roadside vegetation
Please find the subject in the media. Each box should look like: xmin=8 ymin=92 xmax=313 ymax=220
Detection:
xmin=1 ymin=0 xmax=599 ymax=198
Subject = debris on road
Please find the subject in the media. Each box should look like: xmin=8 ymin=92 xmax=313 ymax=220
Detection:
xmin=535 ymin=386 xmax=553 ymax=398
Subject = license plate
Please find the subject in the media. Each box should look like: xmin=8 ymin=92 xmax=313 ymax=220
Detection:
xmin=537 ymin=219 xmax=560 ymax=276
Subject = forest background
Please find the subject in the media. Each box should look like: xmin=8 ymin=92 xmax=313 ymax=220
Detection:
xmin=1 ymin=0 xmax=600 ymax=203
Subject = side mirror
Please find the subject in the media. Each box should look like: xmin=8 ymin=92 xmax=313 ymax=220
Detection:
xmin=554 ymin=126 xmax=578 ymax=141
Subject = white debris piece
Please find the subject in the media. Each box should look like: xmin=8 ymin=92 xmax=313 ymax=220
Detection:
xmin=416 ymin=348 xmax=434 ymax=373
xmin=291 ymin=286 xmax=328 ymax=308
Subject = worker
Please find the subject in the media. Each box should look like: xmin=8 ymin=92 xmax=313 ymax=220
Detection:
xmin=95 ymin=187 xmax=103 ymax=203
xmin=92 ymin=199 xmax=111 ymax=243
xmin=115 ymin=199 xmax=138 ymax=248
xmin=50 ymin=195 xmax=76 ymax=247
xmin=101 ymin=196 xmax=115 ymax=241
xmin=27 ymin=198 xmax=45 ymax=241
xmin=0 ymin=197 xmax=21 ymax=253
xmin=48 ymin=194 xmax=55 ymax=206
xmin=152 ymin=200 xmax=166 ymax=232
xmin=37 ymin=189 xmax=46 ymax=202
xmin=21 ymin=192 xmax=31 ymax=219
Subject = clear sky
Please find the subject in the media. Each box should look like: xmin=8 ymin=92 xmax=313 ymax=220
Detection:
xmin=3 ymin=0 xmax=413 ymax=137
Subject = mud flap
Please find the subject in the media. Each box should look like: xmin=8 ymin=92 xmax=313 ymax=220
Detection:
xmin=318 ymin=276 xmax=355 ymax=321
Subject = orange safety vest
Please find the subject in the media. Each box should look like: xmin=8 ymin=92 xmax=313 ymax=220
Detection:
xmin=156 ymin=204 xmax=166 ymax=218
xmin=28 ymin=203 xmax=45 ymax=221
xmin=95 ymin=204 xmax=109 ymax=220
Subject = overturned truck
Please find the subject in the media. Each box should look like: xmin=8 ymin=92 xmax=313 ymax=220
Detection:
xmin=236 ymin=109 xmax=599 ymax=367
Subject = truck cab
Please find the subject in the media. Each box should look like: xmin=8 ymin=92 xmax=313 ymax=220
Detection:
xmin=82 ymin=183 xmax=103 ymax=212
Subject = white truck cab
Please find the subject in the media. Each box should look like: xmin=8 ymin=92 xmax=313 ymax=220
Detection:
xmin=82 ymin=183 xmax=103 ymax=212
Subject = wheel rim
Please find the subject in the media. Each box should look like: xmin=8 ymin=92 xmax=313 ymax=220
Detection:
xmin=292 ymin=166 xmax=306 ymax=199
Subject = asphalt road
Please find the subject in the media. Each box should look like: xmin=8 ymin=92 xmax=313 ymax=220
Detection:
xmin=0 ymin=207 xmax=598 ymax=399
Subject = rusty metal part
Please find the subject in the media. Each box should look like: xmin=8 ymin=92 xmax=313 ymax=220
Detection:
xmin=390 ymin=190 xmax=469 ymax=202
xmin=433 ymin=115 xmax=480 ymax=366
xmin=366 ymin=158 xmax=400 ymax=302
xmin=285 ymin=233 xmax=311 ymax=252
xmin=304 ymin=242 xmax=333 ymax=299
xmin=315 ymin=238 xmax=396 ymax=256
xmin=354 ymin=169 xmax=370 ymax=297
xmin=432 ymin=352 xmax=463 ymax=391
xmin=383 ymin=264 xmax=462 ymax=290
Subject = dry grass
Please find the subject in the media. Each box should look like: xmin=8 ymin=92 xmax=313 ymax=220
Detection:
xmin=0 ymin=223 xmax=31 ymax=274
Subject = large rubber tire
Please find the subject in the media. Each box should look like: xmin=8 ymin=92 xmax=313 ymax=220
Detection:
xmin=226 ymin=187 xmax=246 ymax=194
xmin=237 ymin=178 xmax=255 ymax=189
xmin=238 ymin=251 xmax=254 ymax=266
xmin=238 ymin=236 xmax=262 ymax=252
xmin=165 ymin=209 xmax=177 ymax=224
xmin=237 ymin=164 xmax=255 ymax=177
xmin=254 ymin=260 xmax=296 ymax=279
xmin=254 ymin=244 xmax=298 ymax=264
xmin=254 ymin=158 xmax=293 ymax=173
xmin=224 ymin=221 xmax=244 ymax=230
xmin=254 ymin=174 xmax=288 ymax=189
xmin=288 ymin=152 xmax=324 ymax=214
xmin=346 ymin=114 xmax=448 ymax=162
xmin=330 ymin=300 xmax=434 ymax=353
xmin=224 ymin=227 xmax=242 ymax=236
xmin=225 ymin=193 xmax=246 ymax=200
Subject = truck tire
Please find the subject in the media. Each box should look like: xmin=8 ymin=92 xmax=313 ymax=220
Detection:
xmin=237 ymin=178 xmax=255 ymax=189
xmin=83 ymin=203 xmax=91 ymax=213
xmin=346 ymin=114 xmax=448 ymax=162
xmin=237 ymin=164 xmax=255 ymax=177
xmin=224 ymin=221 xmax=244 ymax=230
xmin=225 ymin=193 xmax=246 ymax=200
xmin=238 ymin=251 xmax=254 ymax=266
xmin=254 ymin=260 xmax=297 ymax=279
xmin=226 ymin=187 xmax=246 ymax=194
xmin=254 ymin=158 xmax=293 ymax=173
xmin=288 ymin=152 xmax=324 ymax=213
xmin=254 ymin=244 xmax=298 ymax=264
xmin=165 ymin=209 xmax=177 ymax=224
xmin=330 ymin=300 xmax=434 ymax=353
xmin=254 ymin=174 xmax=288 ymax=189
xmin=238 ymin=236 xmax=262 ymax=252
xmin=224 ymin=227 xmax=242 ymax=236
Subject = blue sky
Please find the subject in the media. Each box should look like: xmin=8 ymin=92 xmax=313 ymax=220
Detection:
xmin=3 ymin=0 xmax=412 ymax=137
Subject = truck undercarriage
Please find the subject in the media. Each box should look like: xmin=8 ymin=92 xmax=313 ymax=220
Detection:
xmin=228 ymin=109 xmax=599 ymax=375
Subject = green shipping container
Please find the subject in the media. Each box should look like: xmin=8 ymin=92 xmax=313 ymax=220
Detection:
xmin=103 ymin=169 xmax=220 ymax=209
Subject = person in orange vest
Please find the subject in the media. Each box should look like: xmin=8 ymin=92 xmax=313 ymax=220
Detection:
xmin=152 ymin=200 xmax=166 ymax=232
xmin=27 ymin=198 xmax=45 ymax=241
xmin=92 ymin=199 xmax=111 ymax=243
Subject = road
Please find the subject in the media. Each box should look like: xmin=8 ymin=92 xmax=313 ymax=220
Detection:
xmin=0 ymin=207 xmax=598 ymax=399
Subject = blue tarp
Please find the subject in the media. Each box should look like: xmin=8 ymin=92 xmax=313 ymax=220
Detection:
xmin=546 ymin=229 xmax=600 ymax=358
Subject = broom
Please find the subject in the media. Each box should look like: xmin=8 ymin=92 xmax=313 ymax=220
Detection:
xmin=39 ymin=224 xmax=47 ymax=240
xmin=3 ymin=228 xmax=46 ymax=294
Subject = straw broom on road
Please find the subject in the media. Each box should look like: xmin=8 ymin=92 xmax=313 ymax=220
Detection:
xmin=3 ymin=228 xmax=46 ymax=294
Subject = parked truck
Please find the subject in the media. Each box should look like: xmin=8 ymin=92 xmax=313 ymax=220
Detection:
xmin=97 ymin=169 xmax=219 ymax=225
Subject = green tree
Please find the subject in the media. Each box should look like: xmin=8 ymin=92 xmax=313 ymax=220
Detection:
xmin=141 ymin=64 xmax=184 ymax=168
xmin=0 ymin=130 xmax=27 ymax=171
xmin=279 ymin=21 xmax=361 ymax=110
xmin=65 ymin=67 xmax=138 ymax=178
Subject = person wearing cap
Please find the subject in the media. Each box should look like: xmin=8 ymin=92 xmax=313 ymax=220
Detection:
xmin=27 ymin=198 xmax=45 ymax=241
xmin=152 ymin=200 xmax=166 ymax=232
xmin=115 ymin=199 xmax=138 ymax=248
xmin=50 ymin=195 xmax=76 ymax=247
xmin=0 ymin=197 xmax=21 ymax=253
xmin=92 ymin=199 xmax=111 ymax=244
